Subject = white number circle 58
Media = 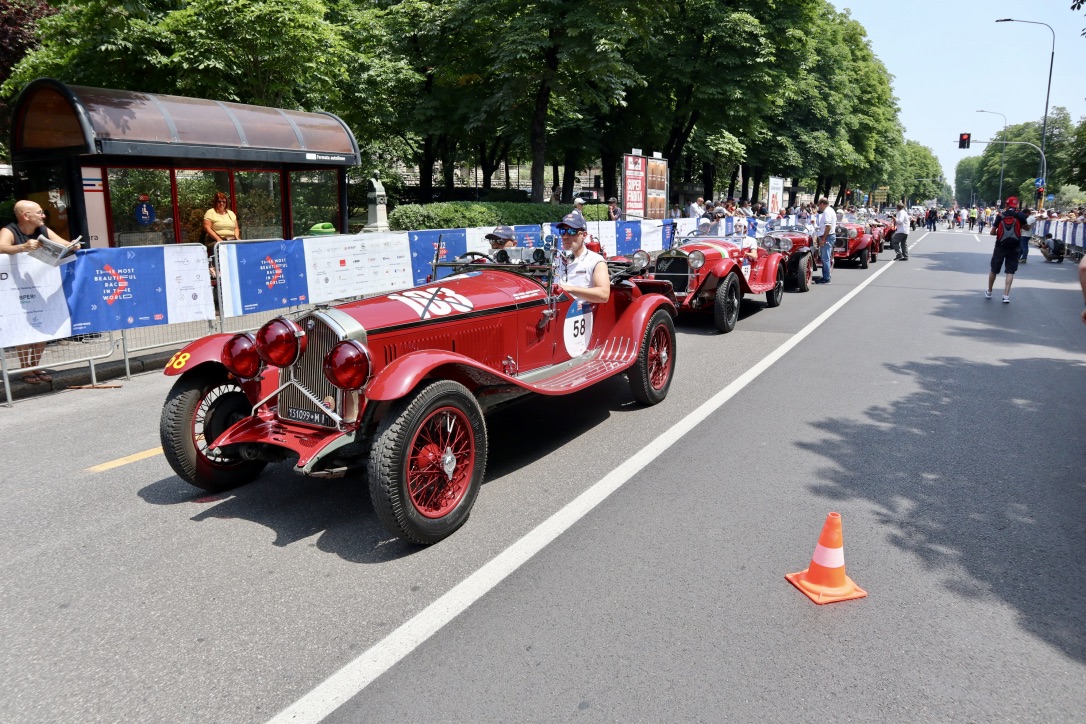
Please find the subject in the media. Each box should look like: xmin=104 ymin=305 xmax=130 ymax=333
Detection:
xmin=563 ymin=300 xmax=593 ymax=356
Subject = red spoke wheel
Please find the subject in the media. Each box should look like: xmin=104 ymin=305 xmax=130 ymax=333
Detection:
xmin=368 ymin=380 xmax=487 ymax=544
xmin=629 ymin=308 xmax=676 ymax=405
xmin=160 ymin=369 xmax=266 ymax=492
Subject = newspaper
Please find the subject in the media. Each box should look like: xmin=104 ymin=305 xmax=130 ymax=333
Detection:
xmin=27 ymin=235 xmax=82 ymax=266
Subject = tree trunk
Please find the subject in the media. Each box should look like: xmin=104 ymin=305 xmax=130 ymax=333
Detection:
xmin=601 ymin=151 xmax=619 ymax=202
xmin=750 ymin=166 xmax=765 ymax=205
xmin=834 ymin=177 xmax=848 ymax=207
xmin=561 ymin=148 xmax=579 ymax=203
xmin=438 ymin=135 xmax=457 ymax=190
xmin=727 ymin=164 xmax=739 ymax=199
xmin=529 ymin=35 xmax=560 ymax=203
xmin=418 ymin=135 xmax=436 ymax=203
xmin=740 ymin=171 xmax=751 ymax=203
xmin=551 ymin=162 xmax=560 ymax=196
xmin=478 ymin=138 xmax=511 ymax=191
xmin=702 ymin=161 xmax=715 ymax=201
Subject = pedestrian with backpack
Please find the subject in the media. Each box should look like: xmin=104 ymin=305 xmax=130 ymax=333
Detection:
xmin=986 ymin=196 xmax=1031 ymax=303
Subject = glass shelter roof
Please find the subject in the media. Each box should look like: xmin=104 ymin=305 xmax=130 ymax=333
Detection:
xmin=11 ymin=79 xmax=360 ymax=166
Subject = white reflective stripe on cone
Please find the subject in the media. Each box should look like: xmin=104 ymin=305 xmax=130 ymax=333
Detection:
xmin=811 ymin=543 xmax=845 ymax=568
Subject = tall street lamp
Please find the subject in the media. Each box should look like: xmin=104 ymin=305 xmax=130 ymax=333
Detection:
xmin=976 ymin=109 xmax=1007 ymax=205
xmin=996 ymin=18 xmax=1055 ymax=208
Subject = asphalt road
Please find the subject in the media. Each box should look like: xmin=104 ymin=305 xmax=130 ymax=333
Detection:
xmin=2 ymin=228 xmax=1084 ymax=722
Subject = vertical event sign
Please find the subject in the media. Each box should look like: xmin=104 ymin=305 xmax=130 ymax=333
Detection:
xmin=0 ymin=255 xmax=71 ymax=347
xmin=646 ymin=157 xmax=669 ymax=220
xmin=768 ymin=177 xmax=785 ymax=214
xmin=302 ymin=233 xmax=413 ymax=304
xmin=615 ymin=221 xmax=642 ymax=257
xmin=65 ymin=246 xmax=215 ymax=333
xmin=623 ymin=154 xmax=646 ymax=220
xmin=622 ymin=152 xmax=669 ymax=221
xmin=217 ymin=239 xmax=307 ymax=317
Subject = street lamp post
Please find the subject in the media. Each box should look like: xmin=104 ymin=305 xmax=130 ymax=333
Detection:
xmin=996 ymin=18 xmax=1055 ymax=208
xmin=976 ymin=109 xmax=1007 ymax=205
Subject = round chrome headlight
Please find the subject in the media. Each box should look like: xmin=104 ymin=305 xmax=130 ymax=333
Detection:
xmin=688 ymin=250 xmax=706 ymax=270
xmin=631 ymin=250 xmax=650 ymax=270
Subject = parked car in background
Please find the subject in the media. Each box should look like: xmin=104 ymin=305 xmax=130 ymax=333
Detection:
xmin=761 ymin=218 xmax=817 ymax=292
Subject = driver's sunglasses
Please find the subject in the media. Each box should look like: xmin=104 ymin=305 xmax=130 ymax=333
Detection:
xmin=557 ymin=227 xmax=581 ymax=236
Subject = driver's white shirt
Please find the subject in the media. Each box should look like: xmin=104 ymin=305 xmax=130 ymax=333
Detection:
xmin=819 ymin=206 xmax=837 ymax=235
xmin=558 ymin=246 xmax=605 ymax=289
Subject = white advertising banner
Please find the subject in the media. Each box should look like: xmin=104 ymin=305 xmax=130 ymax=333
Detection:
xmin=768 ymin=177 xmax=785 ymax=214
xmin=303 ymin=233 xmax=414 ymax=304
xmin=0 ymin=255 xmax=72 ymax=348
xmin=163 ymin=245 xmax=217 ymax=324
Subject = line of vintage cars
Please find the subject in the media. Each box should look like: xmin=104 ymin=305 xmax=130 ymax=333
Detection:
xmin=159 ymin=213 xmax=892 ymax=544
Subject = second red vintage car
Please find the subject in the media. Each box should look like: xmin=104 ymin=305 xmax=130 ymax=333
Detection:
xmin=761 ymin=218 xmax=817 ymax=292
xmin=650 ymin=231 xmax=786 ymax=333
xmin=159 ymin=245 xmax=678 ymax=545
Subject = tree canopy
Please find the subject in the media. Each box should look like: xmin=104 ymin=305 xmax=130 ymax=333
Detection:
xmin=1 ymin=0 xmax=972 ymax=206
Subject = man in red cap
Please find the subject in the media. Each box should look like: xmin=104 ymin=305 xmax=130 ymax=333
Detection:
xmin=986 ymin=196 xmax=1031 ymax=303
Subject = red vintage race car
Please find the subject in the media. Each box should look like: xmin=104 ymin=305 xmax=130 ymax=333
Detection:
xmin=760 ymin=218 xmax=817 ymax=292
xmin=820 ymin=212 xmax=880 ymax=270
xmin=159 ymin=245 xmax=678 ymax=544
xmin=649 ymin=231 xmax=786 ymax=333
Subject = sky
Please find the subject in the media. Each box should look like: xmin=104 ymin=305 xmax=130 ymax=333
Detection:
xmin=833 ymin=0 xmax=1086 ymax=191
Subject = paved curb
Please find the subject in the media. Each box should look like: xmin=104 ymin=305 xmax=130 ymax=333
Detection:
xmin=4 ymin=349 xmax=179 ymax=403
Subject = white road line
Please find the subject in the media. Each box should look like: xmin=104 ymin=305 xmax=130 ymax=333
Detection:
xmin=266 ymin=258 xmax=901 ymax=724
xmin=973 ymin=234 xmax=982 ymax=243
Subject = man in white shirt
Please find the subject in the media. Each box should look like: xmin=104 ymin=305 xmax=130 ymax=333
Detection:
xmin=815 ymin=197 xmax=837 ymax=284
xmin=687 ymin=197 xmax=704 ymax=219
xmin=555 ymin=213 xmax=610 ymax=303
xmin=893 ymin=203 xmax=910 ymax=260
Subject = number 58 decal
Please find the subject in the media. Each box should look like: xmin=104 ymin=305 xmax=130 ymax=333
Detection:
xmin=388 ymin=287 xmax=474 ymax=319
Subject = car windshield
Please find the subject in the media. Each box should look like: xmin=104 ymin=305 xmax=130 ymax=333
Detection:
xmin=840 ymin=213 xmax=859 ymax=224
xmin=765 ymin=218 xmax=806 ymax=232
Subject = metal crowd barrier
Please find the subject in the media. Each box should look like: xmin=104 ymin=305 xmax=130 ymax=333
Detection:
xmin=2 ymin=331 xmax=120 ymax=407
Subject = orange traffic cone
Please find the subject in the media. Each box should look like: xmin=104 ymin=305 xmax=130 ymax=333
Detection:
xmin=786 ymin=512 xmax=867 ymax=604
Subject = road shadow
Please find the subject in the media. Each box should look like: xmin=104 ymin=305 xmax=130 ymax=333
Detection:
xmin=929 ymin=284 xmax=1086 ymax=359
xmin=137 ymin=378 xmax=628 ymax=562
xmin=800 ymin=355 xmax=1086 ymax=663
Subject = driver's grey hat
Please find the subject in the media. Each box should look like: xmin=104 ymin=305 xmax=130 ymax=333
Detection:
xmin=485 ymin=225 xmax=515 ymax=241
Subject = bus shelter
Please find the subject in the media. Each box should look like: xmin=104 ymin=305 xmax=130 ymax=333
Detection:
xmin=8 ymin=78 xmax=360 ymax=249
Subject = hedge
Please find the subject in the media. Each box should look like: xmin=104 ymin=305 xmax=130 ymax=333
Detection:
xmin=388 ymin=201 xmax=609 ymax=231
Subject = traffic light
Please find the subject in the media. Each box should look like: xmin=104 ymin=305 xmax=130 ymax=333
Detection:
xmin=958 ymin=133 xmax=971 ymax=149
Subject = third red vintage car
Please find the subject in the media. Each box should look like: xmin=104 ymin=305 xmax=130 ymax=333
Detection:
xmin=159 ymin=244 xmax=677 ymax=545
xmin=824 ymin=212 xmax=880 ymax=269
xmin=649 ymin=230 xmax=786 ymax=333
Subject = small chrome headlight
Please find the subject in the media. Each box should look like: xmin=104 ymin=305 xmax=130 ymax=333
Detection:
xmin=631 ymin=250 xmax=650 ymax=270
xmin=688 ymin=250 xmax=706 ymax=270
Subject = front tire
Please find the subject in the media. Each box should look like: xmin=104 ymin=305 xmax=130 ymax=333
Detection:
xmin=795 ymin=253 xmax=812 ymax=292
xmin=714 ymin=272 xmax=741 ymax=333
xmin=859 ymin=248 xmax=870 ymax=269
xmin=766 ymin=263 xmax=784 ymax=307
xmin=160 ymin=369 xmax=266 ymax=492
xmin=368 ymin=380 xmax=487 ymax=545
xmin=629 ymin=308 xmax=676 ymax=405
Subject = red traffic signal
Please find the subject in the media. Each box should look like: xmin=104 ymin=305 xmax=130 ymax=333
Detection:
xmin=958 ymin=133 xmax=971 ymax=149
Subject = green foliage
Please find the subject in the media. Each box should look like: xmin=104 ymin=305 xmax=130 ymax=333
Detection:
xmin=389 ymin=202 xmax=605 ymax=230
xmin=1054 ymin=184 xmax=1086 ymax=209
xmin=0 ymin=198 xmax=16 ymax=225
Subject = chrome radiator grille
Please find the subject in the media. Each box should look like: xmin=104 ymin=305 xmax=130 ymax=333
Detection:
xmin=654 ymin=255 xmax=690 ymax=294
xmin=277 ymin=315 xmax=343 ymax=428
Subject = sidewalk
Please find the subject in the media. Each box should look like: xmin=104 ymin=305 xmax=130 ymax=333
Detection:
xmin=2 ymin=346 xmax=180 ymax=404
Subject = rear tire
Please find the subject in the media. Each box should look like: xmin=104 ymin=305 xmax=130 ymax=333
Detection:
xmin=714 ymin=272 xmax=741 ymax=333
xmin=160 ymin=369 xmax=266 ymax=492
xmin=629 ymin=309 xmax=676 ymax=405
xmin=859 ymin=248 xmax=870 ymax=269
xmin=368 ymin=380 xmax=486 ymax=545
